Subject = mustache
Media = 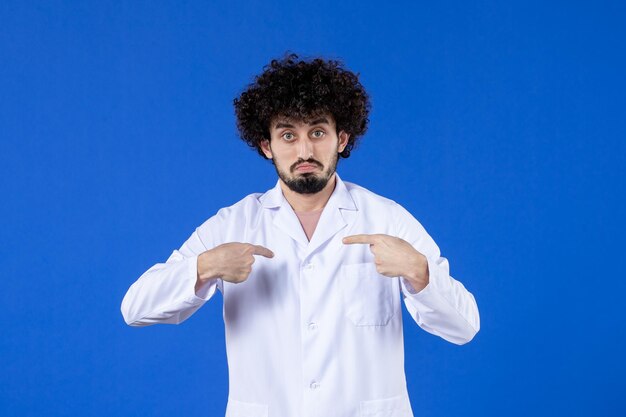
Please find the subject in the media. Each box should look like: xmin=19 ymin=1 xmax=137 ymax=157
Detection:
xmin=290 ymin=158 xmax=323 ymax=172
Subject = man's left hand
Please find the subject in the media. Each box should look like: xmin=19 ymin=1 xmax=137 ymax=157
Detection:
xmin=342 ymin=234 xmax=429 ymax=292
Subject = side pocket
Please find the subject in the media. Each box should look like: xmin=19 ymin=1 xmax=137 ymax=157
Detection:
xmin=225 ymin=399 xmax=269 ymax=417
xmin=360 ymin=393 xmax=413 ymax=417
xmin=340 ymin=263 xmax=395 ymax=326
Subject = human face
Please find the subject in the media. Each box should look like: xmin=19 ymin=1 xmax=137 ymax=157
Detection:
xmin=260 ymin=113 xmax=350 ymax=194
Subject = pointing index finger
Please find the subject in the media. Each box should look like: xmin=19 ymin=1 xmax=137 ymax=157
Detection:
xmin=251 ymin=244 xmax=274 ymax=258
xmin=342 ymin=234 xmax=377 ymax=245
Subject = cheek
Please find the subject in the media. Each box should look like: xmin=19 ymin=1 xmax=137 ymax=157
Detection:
xmin=271 ymin=147 xmax=296 ymax=167
xmin=319 ymin=142 xmax=339 ymax=161
xmin=267 ymin=140 xmax=286 ymax=158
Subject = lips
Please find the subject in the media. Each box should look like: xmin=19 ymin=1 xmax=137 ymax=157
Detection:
xmin=294 ymin=163 xmax=319 ymax=172
xmin=297 ymin=163 xmax=316 ymax=169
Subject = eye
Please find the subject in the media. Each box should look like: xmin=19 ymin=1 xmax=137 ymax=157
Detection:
xmin=311 ymin=130 xmax=325 ymax=138
xmin=281 ymin=132 xmax=295 ymax=141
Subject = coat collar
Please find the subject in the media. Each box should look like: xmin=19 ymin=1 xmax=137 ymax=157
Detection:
xmin=258 ymin=173 xmax=358 ymax=255
xmin=259 ymin=173 xmax=357 ymax=211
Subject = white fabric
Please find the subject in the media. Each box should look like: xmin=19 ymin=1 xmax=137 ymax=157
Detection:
xmin=121 ymin=173 xmax=480 ymax=417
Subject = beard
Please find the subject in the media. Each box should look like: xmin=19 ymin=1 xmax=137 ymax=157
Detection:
xmin=273 ymin=153 xmax=339 ymax=194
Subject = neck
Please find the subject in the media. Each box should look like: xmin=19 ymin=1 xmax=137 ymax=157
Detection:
xmin=279 ymin=174 xmax=337 ymax=212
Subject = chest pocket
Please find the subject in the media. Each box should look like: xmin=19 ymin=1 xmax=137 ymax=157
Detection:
xmin=340 ymin=263 xmax=396 ymax=326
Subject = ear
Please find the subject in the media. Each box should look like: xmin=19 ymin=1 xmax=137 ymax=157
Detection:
xmin=260 ymin=139 xmax=273 ymax=159
xmin=338 ymin=131 xmax=350 ymax=153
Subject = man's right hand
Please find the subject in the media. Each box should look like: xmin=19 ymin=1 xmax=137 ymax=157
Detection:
xmin=196 ymin=242 xmax=274 ymax=285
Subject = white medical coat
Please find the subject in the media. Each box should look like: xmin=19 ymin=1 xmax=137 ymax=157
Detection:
xmin=121 ymin=174 xmax=480 ymax=417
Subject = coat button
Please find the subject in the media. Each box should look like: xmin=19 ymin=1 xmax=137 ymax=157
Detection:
xmin=308 ymin=322 xmax=318 ymax=331
xmin=310 ymin=381 xmax=320 ymax=390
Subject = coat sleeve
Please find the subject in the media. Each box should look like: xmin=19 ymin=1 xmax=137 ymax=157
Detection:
xmin=120 ymin=222 xmax=221 ymax=327
xmin=394 ymin=204 xmax=480 ymax=345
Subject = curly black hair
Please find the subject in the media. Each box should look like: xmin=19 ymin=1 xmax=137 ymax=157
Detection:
xmin=233 ymin=52 xmax=371 ymax=159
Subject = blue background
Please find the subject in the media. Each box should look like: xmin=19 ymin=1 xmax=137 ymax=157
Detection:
xmin=1 ymin=1 xmax=624 ymax=416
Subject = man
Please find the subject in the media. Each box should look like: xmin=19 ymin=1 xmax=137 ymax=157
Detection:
xmin=121 ymin=53 xmax=480 ymax=417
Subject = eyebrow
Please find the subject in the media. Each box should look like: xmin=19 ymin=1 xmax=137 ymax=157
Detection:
xmin=274 ymin=117 xmax=329 ymax=129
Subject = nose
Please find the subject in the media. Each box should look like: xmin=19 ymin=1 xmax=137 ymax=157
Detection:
xmin=298 ymin=137 xmax=314 ymax=160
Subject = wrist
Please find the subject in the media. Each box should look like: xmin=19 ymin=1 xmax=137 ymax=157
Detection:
xmin=197 ymin=251 xmax=218 ymax=281
xmin=402 ymin=254 xmax=429 ymax=290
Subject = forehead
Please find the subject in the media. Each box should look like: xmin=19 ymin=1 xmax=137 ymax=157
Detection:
xmin=270 ymin=113 xmax=335 ymax=130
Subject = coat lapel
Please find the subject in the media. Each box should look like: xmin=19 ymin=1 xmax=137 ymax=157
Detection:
xmin=305 ymin=174 xmax=357 ymax=257
xmin=259 ymin=180 xmax=309 ymax=248
xmin=259 ymin=173 xmax=358 ymax=255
